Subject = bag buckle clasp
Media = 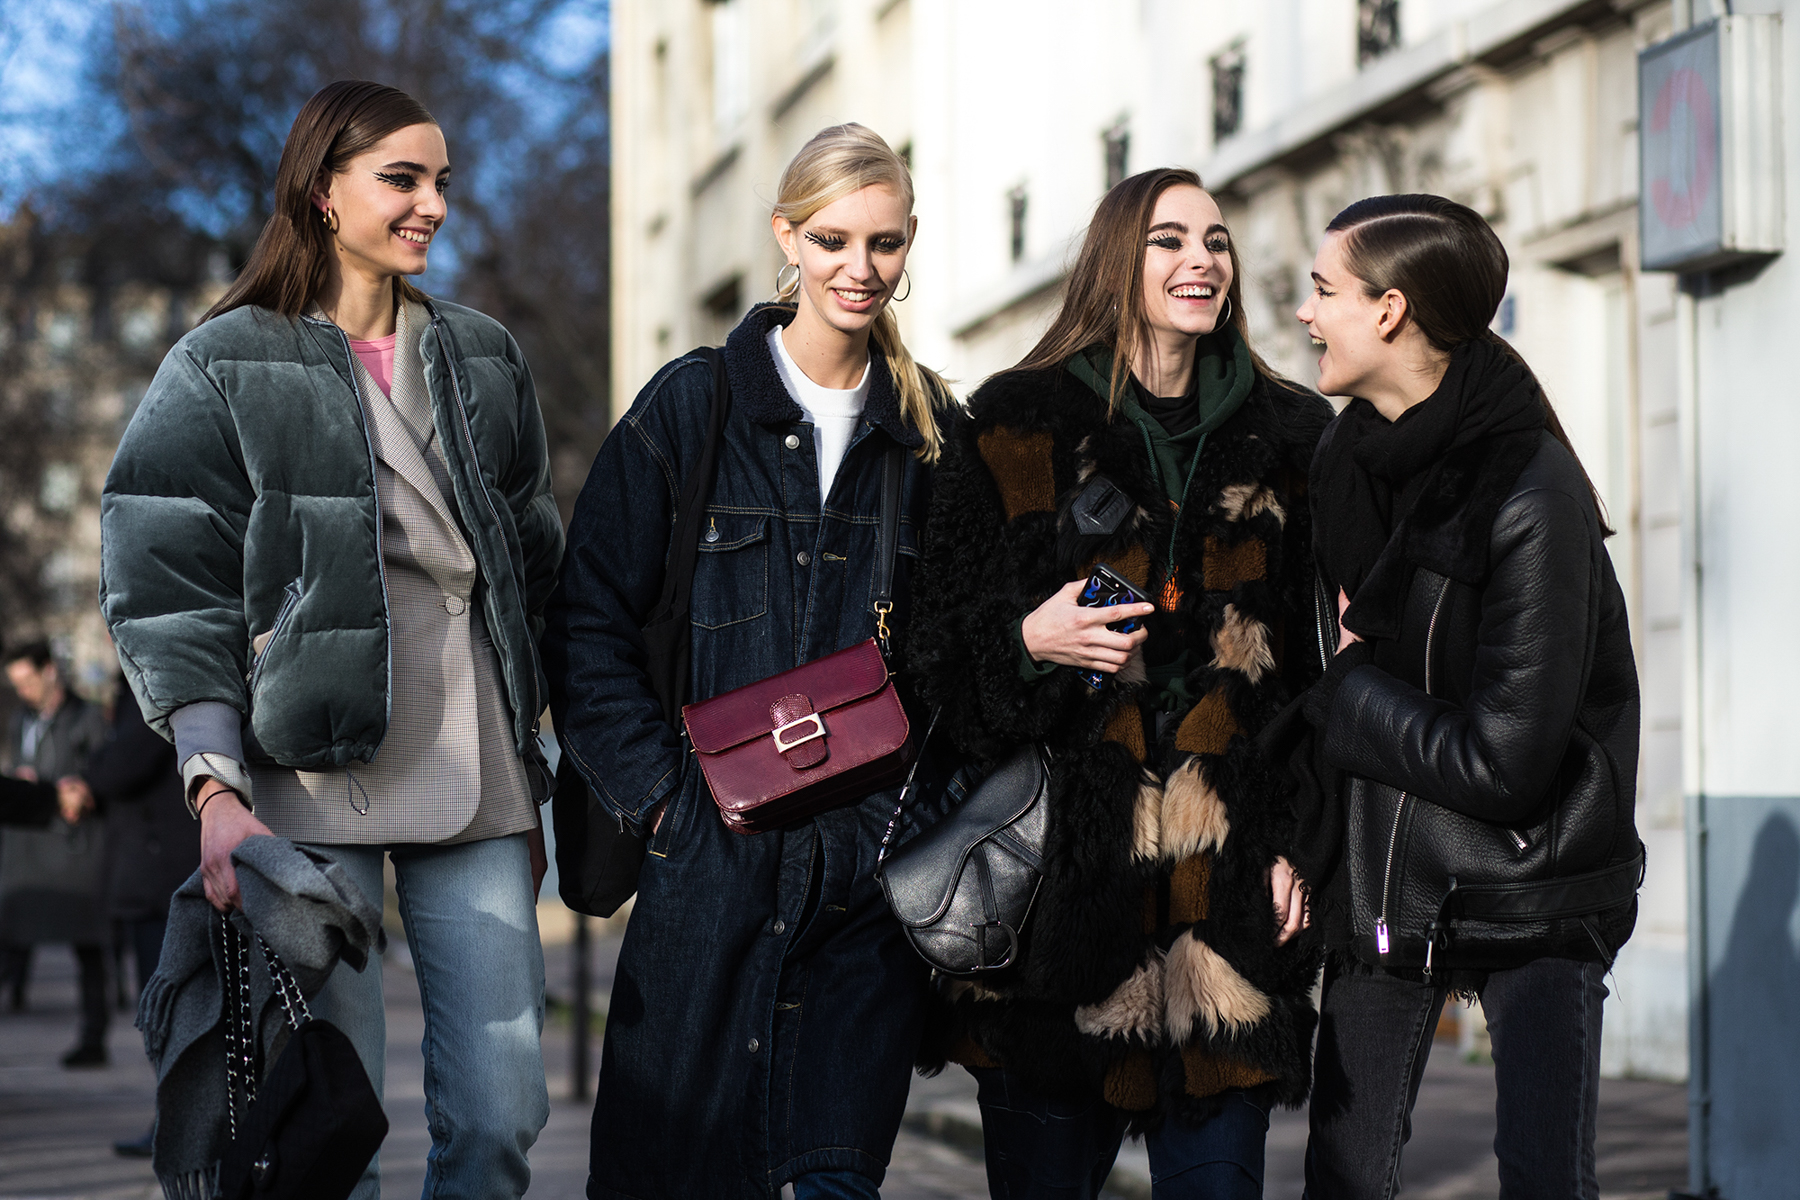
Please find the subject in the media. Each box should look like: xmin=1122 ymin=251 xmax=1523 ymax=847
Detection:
xmin=873 ymin=601 xmax=894 ymax=654
xmin=772 ymin=713 xmax=827 ymax=753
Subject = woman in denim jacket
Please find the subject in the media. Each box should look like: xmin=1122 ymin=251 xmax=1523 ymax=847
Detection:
xmin=544 ymin=124 xmax=954 ymax=1199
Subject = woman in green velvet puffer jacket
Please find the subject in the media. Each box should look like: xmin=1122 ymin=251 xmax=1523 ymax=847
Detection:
xmin=98 ymin=81 xmax=561 ymax=1200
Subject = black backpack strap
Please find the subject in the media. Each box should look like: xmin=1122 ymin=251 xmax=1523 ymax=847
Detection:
xmin=641 ymin=347 xmax=731 ymax=724
xmin=872 ymin=442 xmax=905 ymax=656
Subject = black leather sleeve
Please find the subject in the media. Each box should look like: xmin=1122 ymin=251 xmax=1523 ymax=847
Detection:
xmin=1322 ymin=486 xmax=1596 ymax=824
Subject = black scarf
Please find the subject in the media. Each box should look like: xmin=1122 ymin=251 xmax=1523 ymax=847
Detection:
xmin=1271 ymin=333 xmax=1549 ymax=932
xmin=1312 ymin=332 xmax=1548 ymax=641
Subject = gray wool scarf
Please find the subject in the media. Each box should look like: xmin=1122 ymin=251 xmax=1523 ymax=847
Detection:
xmin=137 ymin=836 xmax=382 ymax=1200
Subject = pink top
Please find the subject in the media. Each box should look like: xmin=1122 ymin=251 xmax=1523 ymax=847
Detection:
xmin=349 ymin=333 xmax=398 ymax=397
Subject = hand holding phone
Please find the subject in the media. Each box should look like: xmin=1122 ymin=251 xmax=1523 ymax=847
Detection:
xmin=1074 ymin=564 xmax=1151 ymax=689
xmin=1019 ymin=567 xmax=1155 ymax=685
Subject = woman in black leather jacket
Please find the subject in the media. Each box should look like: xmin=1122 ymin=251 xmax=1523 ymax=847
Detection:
xmin=1289 ymin=194 xmax=1641 ymax=1199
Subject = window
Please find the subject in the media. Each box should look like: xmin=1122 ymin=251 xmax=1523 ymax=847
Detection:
xmin=1103 ymin=121 xmax=1130 ymax=189
xmin=1358 ymin=0 xmax=1400 ymax=66
xmin=700 ymin=275 xmax=742 ymax=347
xmin=1211 ymin=44 xmax=1245 ymax=144
xmin=709 ymin=0 xmax=748 ymax=132
xmin=39 ymin=464 xmax=79 ymax=514
xmin=1008 ymin=186 xmax=1029 ymax=263
xmin=701 ymin=274 xmax=742 ymax=325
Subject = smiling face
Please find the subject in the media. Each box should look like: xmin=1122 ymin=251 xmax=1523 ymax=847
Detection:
xmin=1296 ymin=230 xmax=1394 ymax=399
xmin=313 ymin=122 xmax=449 ymax=285
xmin=1139 ymin=185 xmax=1234 ymax=349
xmin=773 ymin=183 xmax=915 ymax=339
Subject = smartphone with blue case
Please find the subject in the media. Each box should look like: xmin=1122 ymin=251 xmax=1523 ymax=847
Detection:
xmin=1076 ymin=563 xmax=1150 ymax=689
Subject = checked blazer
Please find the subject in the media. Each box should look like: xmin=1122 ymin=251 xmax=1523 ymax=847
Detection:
xmin=250 ymin=301 xmax=536 ymax=845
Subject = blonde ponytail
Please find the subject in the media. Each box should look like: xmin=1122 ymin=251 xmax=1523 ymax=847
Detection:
xmin=773 ymin=123 xmax=954 ymax=462
xmin=869 ymin=307 xmax=951 ymax=462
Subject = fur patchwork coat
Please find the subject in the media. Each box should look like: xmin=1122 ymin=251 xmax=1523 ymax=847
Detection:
xmin=909 ymin=355 xmax=1332 ymax=1125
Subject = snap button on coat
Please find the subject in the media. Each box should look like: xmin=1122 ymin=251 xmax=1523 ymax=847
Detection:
xmin=784 ymin=434 xmax=801 ymax=450
xmin=771 ymin=919 xmax=786 ymax=935
xmin=746 ymin=1038 xmax=760 ymax=1054
xmin=795 ymin=551 xmax=811 ymax=566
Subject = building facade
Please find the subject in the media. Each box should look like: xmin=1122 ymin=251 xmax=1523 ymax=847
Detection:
xmin=612 ymin=1 xmax=1800 ymax=1187
xmin=0 ymin=212 xmax=224 ymax=697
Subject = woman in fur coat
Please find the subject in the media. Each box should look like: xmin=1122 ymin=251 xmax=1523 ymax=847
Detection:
xmin=909 ymin=168 xmax=1332 ymax=1197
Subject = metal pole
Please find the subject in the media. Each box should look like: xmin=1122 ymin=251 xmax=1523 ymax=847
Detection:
xmin=572 ymin=913 xmax=592 ymax=1101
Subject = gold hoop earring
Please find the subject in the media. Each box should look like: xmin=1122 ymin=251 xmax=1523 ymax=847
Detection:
xmin=775 ymin=262 xmax=800 ymax=298
xmin=892 ymin=269 xmax=911 ymax=303
xmin=321 ymin=206 xmax=340 ymax=235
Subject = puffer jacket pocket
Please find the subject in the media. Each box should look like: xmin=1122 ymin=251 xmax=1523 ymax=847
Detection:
xmin=248 ymin=577 xmax=304 ymax=696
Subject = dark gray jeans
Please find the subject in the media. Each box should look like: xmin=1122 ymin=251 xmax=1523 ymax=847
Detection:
xmin=1304 ymin=954 xmax=1608 ymax=1200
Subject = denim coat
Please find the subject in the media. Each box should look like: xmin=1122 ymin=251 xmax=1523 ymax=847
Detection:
xmin=543 ymin=305 xmax=936 ymax=1198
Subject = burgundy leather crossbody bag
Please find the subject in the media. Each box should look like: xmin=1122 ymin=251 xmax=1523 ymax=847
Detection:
xmin=681 ymin=444 xmax=914 ymax=834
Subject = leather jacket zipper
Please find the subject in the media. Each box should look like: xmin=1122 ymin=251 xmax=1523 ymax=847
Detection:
xmin=1313 ymin=572 xmax=1334 ymax=672
xmin=1376 ymin=573 xmax=1452 ymax=960
xmin=432 ymin=320 xmax=541 ymax=732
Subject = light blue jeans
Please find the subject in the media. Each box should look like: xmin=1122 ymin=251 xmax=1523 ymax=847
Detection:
xmin=303 ymin=834 xmax=549 ymax=1200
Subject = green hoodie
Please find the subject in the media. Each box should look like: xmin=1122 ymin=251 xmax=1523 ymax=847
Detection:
xmin=1015 ymin=329 xmax=1254 ymax=684
xmin=1064 ymin=327 xmax=1255 ymax=517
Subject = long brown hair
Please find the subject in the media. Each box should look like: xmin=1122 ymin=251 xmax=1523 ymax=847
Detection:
xmin=1326 ymin=193 xmax=1612 ymax=532
xmin=204 ymin=81 xmax=437 ymax=321
xmin=1009 ymin=168 xmax=1281 ymax=414
xmin=772 ymin=124 xmax=953 ymax=462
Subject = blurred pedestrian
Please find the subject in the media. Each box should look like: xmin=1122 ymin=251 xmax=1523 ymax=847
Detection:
xmin=1288 ymin=194 xmax=1642 ymax=1198
xmin=72 ymin=680 xmax=198 ymax=996
xmin=544 ymin=123 xmax=953 ymax=1199
xmin=99 ymin=80 xmax=561 ymax=1199
xmin=0 ymin=640 xmax=110 ymax=1066
xmin=907 ymin=169 xmax=1330 ymax=1198
xmin=52 ymin=675 xmax=199 ymax=1156
xmin=0 ymin=774 xmax=59 ymax=824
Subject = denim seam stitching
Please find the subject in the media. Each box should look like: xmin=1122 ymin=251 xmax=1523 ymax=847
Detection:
xmin=394 ymin=869 xmax=452 ymax=1199
xmin=1386 ymin=985 xmax=1438 ymax=1199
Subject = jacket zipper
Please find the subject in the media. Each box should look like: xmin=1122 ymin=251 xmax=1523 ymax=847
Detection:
xmin=1313 ymin=572 xmax=1334 ymax=671
xmin=247 ymin=577 xmax=304 ymax=693
xmin=321 ymin=320 xmax=394 ymax=754
xmin=432 ymin=319 xmax=541 ymax=737
xmin=1376 ymin=573 xmax=1452 ymax=960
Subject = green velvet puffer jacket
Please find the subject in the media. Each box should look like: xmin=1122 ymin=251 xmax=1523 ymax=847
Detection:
xmin=99 ymin=297 xmax=563 ymax=769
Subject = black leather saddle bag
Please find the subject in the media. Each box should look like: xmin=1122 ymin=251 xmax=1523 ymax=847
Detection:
xmin=876 ymin=728 xmax=1050 ymax=978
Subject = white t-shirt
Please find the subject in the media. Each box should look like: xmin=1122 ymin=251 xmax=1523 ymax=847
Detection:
xmin=767 ymin=325 xmax=869 ymax=502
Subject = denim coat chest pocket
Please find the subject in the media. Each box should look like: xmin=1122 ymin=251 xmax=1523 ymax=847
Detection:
xmin=690 ymin=509 xmax=769 ymax=629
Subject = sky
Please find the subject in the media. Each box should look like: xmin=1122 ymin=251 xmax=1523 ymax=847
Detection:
xmin=0 ymin=1 xmax=109 ymax=213
xmin=0 ymin=0 xmax=609 ymax=221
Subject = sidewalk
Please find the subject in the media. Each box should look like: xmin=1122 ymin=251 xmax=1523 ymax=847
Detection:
xmin=0 ymin=925 xmax=1688 ymax=1199
xmin=898 ymin=1034 xmax=1689 ymax=1200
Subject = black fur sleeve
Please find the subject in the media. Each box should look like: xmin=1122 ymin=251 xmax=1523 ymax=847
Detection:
xmin=908 ymin=413 xmax=1090 ymax=762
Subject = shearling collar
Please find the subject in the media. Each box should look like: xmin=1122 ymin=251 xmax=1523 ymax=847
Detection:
xmin=722 ymin=303 xmax=923 ymax=449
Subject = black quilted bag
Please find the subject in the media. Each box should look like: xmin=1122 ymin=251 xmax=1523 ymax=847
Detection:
xmin=216 ymin=920 xmax=387 ymax=1200
xmin=876 ymin=714 xmax=1050 ymax=977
